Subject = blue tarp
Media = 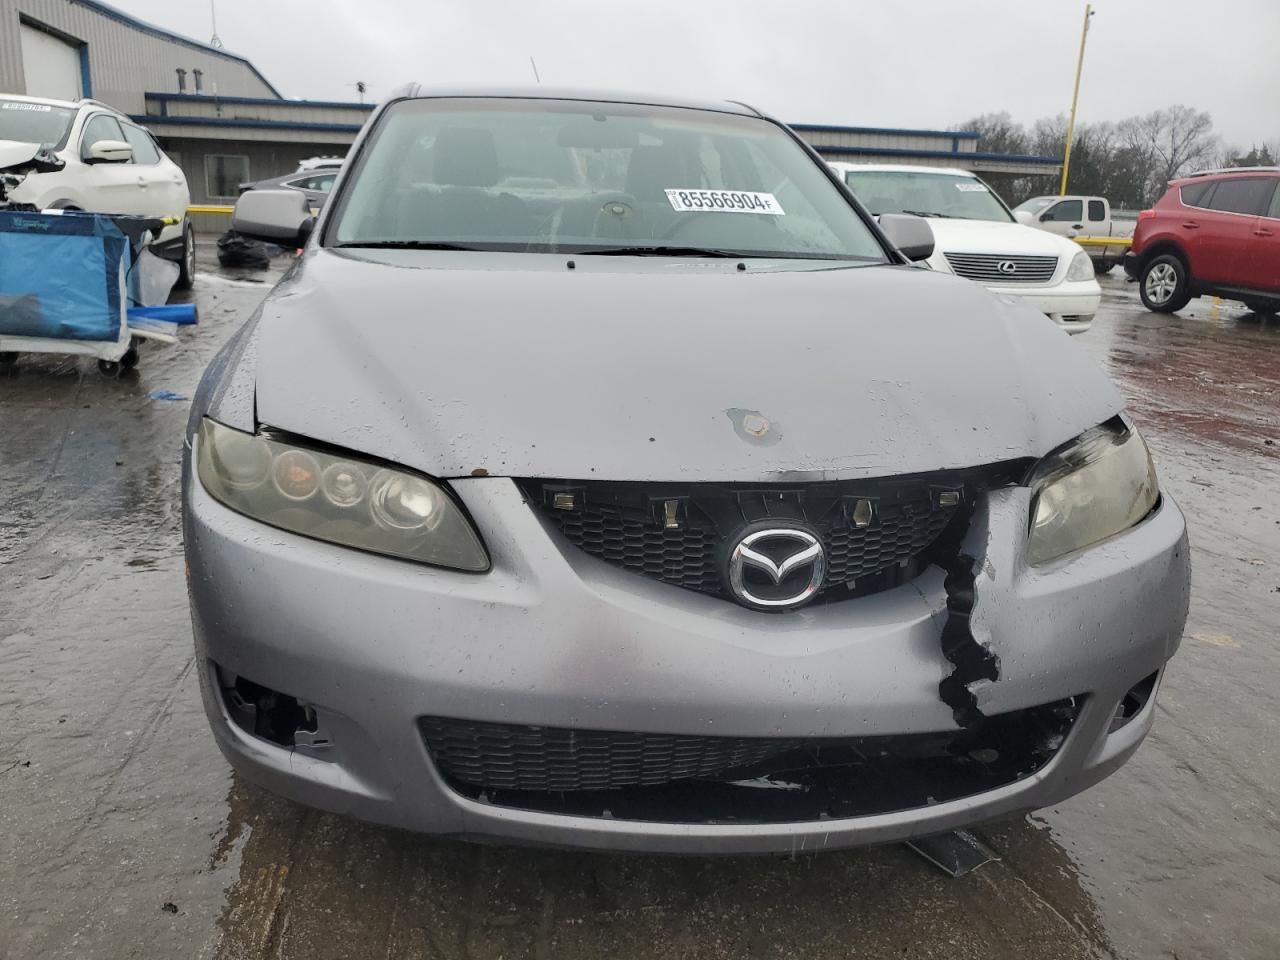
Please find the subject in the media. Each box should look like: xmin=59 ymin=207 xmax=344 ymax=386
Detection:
xmin=0 ymin=211 xmax=129 ymax=342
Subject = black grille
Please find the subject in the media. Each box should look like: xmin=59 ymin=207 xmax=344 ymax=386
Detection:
xmin=521 ymin=474 xmax=1004 ymax=605
xmin=419 ymin=702 xmax=1079 ymax=823
xmin=420 ymin=717 xmax=812 ymax=792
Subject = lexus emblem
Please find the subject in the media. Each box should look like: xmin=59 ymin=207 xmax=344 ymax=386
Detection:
xmin=997 ymin=260 xmax=1018 ymax=275
xmin=727 ymin=527 xmax=826 ymax=611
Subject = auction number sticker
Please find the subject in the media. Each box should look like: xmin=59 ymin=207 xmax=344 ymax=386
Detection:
xmin=2 ymin=102 xmax=52 ymax=112
xmin=665 ymin=188 xmax=784 ymax=215
xmin=954 ymin=183 xmax=988 ymax=192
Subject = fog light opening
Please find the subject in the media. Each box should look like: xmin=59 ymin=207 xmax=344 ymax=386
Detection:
xmin=219 ymin=669 xmax=321 ymax=749
xmin=1109 ymin=670 xmax=1159 ymax=733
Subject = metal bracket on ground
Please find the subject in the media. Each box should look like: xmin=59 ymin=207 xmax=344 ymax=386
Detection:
xmin=904 ymin=829 xmax=1000 ymax=877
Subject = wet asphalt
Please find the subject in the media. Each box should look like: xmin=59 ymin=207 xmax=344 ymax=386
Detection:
xmin=0 ymin=247 xmax=1277 ymax=960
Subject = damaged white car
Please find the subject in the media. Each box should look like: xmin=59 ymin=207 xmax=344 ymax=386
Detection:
xmin=183 ymin=87 xmax=1190 ymax=853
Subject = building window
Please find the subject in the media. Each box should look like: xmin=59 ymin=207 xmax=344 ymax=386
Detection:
xmin=206 ymin=154 xmax=248 ymax=199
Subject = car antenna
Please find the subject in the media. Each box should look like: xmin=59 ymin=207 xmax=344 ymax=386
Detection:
xmin=529 ymin=57 xmax=541 ymax=84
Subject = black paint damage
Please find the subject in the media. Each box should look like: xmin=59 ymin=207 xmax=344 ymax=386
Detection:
xmin=934 ymin=501 xmax=1001 ymax=728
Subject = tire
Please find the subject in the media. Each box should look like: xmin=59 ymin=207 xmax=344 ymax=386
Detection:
xmin=1139 ymin=254 xmax=1192 ymax=313
xmin=1245 ymin=300 xmax=1278 ymax=317
xmin=97 ymin=359 xmax=121 ymax=377
xmin=1092 ymin=258 xmax=1114 ymax=275
xmin=0 ymin=351 xmax=18 ymax=365
xmin=120 ymin=346 xmax=140 ymax=371
xmin=174 ymin=220 xmax=196 ymax=290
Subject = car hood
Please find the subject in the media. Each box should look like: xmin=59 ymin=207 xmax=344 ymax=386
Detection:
xmin=0 ymin=138 xmax=43 ymax=172
xmin=248 ymin=249 xmax=1122 ymax=481
xmin=922 ymin=218 xmax=1080 ymax=257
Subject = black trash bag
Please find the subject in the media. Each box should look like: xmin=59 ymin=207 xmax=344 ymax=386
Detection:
xmin=216 ymin=230 xmax=270 ymax=269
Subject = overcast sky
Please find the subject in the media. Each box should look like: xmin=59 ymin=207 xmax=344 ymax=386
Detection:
xmin=116 ymin=0 xmax=1278 ymax=148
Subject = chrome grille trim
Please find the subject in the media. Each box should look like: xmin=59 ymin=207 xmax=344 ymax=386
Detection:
xmin=944 ymin=253 xmax=1059 ymax=284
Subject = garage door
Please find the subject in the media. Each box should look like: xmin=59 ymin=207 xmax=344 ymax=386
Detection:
xmin=20 ymin=24 xmax=84 ymax=101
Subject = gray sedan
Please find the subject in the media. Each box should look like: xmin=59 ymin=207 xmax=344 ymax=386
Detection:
xmin=237 ymin=169 xmax=337 ymax=209
xmin=183 ymin=86 xmax=1190 ymax=853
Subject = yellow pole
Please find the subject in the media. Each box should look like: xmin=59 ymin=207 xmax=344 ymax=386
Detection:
xmin=1059 ymin=3 xmax=1093 ymax=195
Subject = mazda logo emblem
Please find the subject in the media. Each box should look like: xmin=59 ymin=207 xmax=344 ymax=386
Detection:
xmin=727 ymin=527 xmax=826 ymax=610
xmin=997 ymin=260 xmax=1018 ymax=275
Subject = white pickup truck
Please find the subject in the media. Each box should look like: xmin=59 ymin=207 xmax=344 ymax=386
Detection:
xmin=1012 ymin=195 xmax=1135 ymax=273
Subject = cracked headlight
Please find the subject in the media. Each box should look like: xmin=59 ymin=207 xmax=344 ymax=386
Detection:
xmin=1066 ymin=250 xmax=1095 ymax=282
xmin=1025 ymin=419 xmax=1158 ymax=566
xmin=196 ymin=418 xmax=489 ymax=571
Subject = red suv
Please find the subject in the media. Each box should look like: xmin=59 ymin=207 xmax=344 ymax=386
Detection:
xmin=1125 ymin=167 xmax=1280 ymax=315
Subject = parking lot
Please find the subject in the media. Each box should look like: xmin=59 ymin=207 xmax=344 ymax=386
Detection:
xmin=1 ymin=249 xmax=1277 ymax=960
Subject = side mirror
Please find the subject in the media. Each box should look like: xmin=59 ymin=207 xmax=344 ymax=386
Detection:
xmin=232 ymin=189 xmax=316 ymax=247
xmin=878 ymin=213 xmax=934 ymax=262
xmin=1014 ymin=210 xmax=1036 ymax=225
xmin=85 ymin=139 xmax=132 ymax=164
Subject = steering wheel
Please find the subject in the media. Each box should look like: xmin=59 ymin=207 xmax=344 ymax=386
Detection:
xmin=658 ymin=212 xmax=704 ymax=243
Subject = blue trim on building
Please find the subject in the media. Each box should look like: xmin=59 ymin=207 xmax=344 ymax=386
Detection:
xmin=132 ymin=114 xmax=363 ymax=134
xmin=77 ymin=44 xmax=92 ymax=98
xmin=790 ymin=122 xmax=981 ymax=140
xmin=144 ymin=92 xmax=372 ymax=111
xmin=815 ymin=144 xmax=1061 ymax=166
xmin=71 ymin=0 xmax=283 ymax=98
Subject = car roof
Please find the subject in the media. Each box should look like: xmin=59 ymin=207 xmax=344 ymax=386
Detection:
xmin=0 ymin=93 xmax=123 ymax=115
xmin=390 ymin=83 xmax=762 ymax=117
xmin=828 ymin=161 xmax=978 ymax=178
xmin=1175 ymin=166 xmax=1280 ymax=184
xmin=1 ymin=92 xmax=82 ymax=109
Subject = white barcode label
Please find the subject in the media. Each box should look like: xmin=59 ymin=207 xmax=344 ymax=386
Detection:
xmin=664 ymin=189 xmax=784 ymax=215
xmin=2 ymin=102 xmax=52 ymax=112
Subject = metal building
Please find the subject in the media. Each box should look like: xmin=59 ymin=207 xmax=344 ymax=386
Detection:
xmin=0 ymin=0 xmax=365 ymax=215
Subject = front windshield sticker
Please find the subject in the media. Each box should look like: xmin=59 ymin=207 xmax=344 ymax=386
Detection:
xmin=1 ymin=102 xmax=53 ymax=112
xmin=954 ymin=183 xmax=988 ymax=192
xmin=665 ymin=189 xmax=784 ymax=215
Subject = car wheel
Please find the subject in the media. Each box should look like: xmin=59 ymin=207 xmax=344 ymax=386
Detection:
xmin=0 ymin=351 xmax=18 ymax=365
xmin=1139 ymin=254 xmax=1191 ymax=313
xmin=97 ymin=359 xmax=121 ymax=377
xmin=1245 ymin=300 xmax=1277 ymax=317
xmin=1092 ymin=258 xmax=1113 ymax=274
xmin=175 ymin=220 xmax=196 ymax=290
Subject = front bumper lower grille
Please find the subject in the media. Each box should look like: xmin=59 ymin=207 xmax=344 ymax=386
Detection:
xmin=944 ymin=252 xmax=1058 ymax=284
xmin=419 ymin=701 xmax=1079 ymax=823
xmin=522 ymin=470 xmax=1016 ymax=606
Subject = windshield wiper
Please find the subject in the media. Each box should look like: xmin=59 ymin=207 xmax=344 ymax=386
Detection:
xmin=334 ymin=240 xmax=481 ymax=251
xmin=573 ymin=245 xmax=744 ymax=258
xmin=897 ymin=209 xmax=953 ymax=219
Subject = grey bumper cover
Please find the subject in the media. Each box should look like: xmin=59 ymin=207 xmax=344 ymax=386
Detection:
xmin=185 ymin=472 xmax=1189 ymax=854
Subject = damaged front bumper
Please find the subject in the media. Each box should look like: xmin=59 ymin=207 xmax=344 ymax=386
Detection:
xmin=185 ymin=473 xmax=1190 ymax=854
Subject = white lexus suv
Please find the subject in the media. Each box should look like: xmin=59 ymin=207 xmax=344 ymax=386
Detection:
xmin=1 ymin=94 xmax=194 ymax=287
xmin=830 ymin=163 xmax=1100 ymax=334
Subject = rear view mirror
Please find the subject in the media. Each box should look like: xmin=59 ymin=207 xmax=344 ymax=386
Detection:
xmin=232 ymin=189 xmax=315 ymax=247
xmin=556 ymin=120 xmax=640 ymax=150
xmin=86 ymin=139 xmax=132 ymax=164
xmin=1014 ymin=210 xmax=1036 ymax=225
xmin=878 ymin=214 xmax=934 ymax=262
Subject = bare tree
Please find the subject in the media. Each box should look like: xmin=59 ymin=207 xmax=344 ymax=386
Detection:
xmin=1118 ymin=105 xmax=1217 ymax=203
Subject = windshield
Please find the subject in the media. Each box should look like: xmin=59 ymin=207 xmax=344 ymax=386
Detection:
xmin=1014 ymin=197 xmax=1055 ymax=215
xmin=843 ymin=169 xmax=1014 ymax=223
xmin=328 ymin=98 xmax=886 ymax=260
xmin=0 ymin=100 xmax=76 ymax=150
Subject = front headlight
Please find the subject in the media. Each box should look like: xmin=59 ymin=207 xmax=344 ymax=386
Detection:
xmin=1066 ymin=250 xmax=1095 ymax=282
xmin=1025 ymin=418 xmax=1158 ymax=565
xmin=195 ymin=418 xmax=489 ymax=571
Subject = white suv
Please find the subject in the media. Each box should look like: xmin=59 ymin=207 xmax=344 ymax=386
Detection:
xmin=1 ymin=94 xmax=194 ymax=287
xmin=830 ymin=163 xmax=1101 ymax=334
